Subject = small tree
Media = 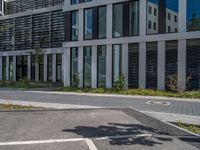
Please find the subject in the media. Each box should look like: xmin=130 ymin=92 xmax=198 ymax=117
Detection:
xmin=72 ymin=72 xmax=80 ymax=88
xmin=113 ymin=73 xmax=127 ymax=90
xmin=29 ymin=44 xmax=45 ymax=64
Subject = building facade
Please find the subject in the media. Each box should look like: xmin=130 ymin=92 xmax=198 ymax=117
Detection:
xmin=0 ymin=0 xmax=200 ymax=91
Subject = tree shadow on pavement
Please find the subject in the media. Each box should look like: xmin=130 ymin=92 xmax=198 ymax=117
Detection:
xmin=63 ymin=123 xmax=173 ymax=147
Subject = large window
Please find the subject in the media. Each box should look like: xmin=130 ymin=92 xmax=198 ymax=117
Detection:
xmin=71 ymin=47 xmax=79 ymax=87
xmin=9 ymin=56 xmax=14 ymax=80
xmin=31 ymin=56 xmax=35 ymax=81
xmin=187 ymin=0 xmax=200 ymax=31
xmin=112 ymin=45 xmax=122 ymax=84
xmin=39 ymin=56 xmax=44 ymax=81
xmin=113 ymin=3 xmax=123 ymax=37
xmin=84 ymin=8 xmax=93 ymax=40
xmin=2 ymin=57 xmax=6 ymax=80
xmin=84 ymin=6 xmax=107 ymax=40
xmin=16 ymin=56 xmax=27 ymax=81
xmin=147 ymin=0 xmax=178 ymax=34
xmin=71 ymin=11 xmax=79 ymax=41
xmin=71 ymin=0 xmax=92 ymax=5
xmin=47 ymin=54 xmax=52 ymax=81
xmin=98 ymin=6 xmax=107 ymax=39
xmin=97 ymin=45 xmax=106 ymax=87
xmin=83 ymin=46 xmax=92 ymax=87
xmin=113 ymin=1 xmax=139 ymax=38
xmin=56 ymin=54 xmax=62 ymax=82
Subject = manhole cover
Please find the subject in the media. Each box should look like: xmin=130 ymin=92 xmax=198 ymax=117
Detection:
xmin=146 ymin=100 xmax=171 ymax=106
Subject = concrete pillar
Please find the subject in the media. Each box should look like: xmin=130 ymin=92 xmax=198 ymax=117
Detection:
xmin=78 ymin=47 xmax=83 ymax=87
xmin=107 ymin=4 xmax=113 ymax=39
xmin=27 ymin=55 xmax=31 ymax=81
xmin=179 ymin=0 xmax=187 ymax=33
xmin=157 ymin=41 xmax=165 ymax=90
xmin=140 ymin=0 xmax=147 ymax=36
xmin=52 ymin=54 xmax=56 ymax=82
xmin=106 ymin=45 xmax=112 ymax=88
xmin=92 ymin=46 xmax=97 ymax=88
xmin=6 ymin=56 xmax=9 ymax=81
xmin=78 ymin=9 xmax=84 ymax=42
xmin=0 ymin=57 xmax=2 ymax=80
xmin=35 ymin=61 xmax=39 ymax=82
xmin=13 ymin=56 xmax=16 ymax=81
xmin=178 ymin=39 xmax=186 ymax=91
xmin=62 ymin=53 xmax=64 ymax=82
xmin=64 ymin=48 xmax=71 ymax=87
xmin=139 ymin=42 xmax=146 ymax=89
xmin=122 ymin=43 xmax=129 ymax=89
xmin=43 ymin=54 xmax=47 ymax=82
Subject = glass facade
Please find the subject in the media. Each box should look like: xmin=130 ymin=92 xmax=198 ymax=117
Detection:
xmin=9 ymin=56 xmax=14 ymax=80
xmin=112 ymin=44 xmax=122 ymax=83
xmin=187 ymin=0 xmax=200 ymax=31
xmin=98 ymin=6 xmax=107 ymax=39
xmin=71 ymin=47 xmax=79 ymax=86
xmin=129 ymin=1 xmax=139 ymax=36
xmin=147 ymin=0 xmax=178 ymax=34
xmin=16 ymin=56 xmax=27 ymax=81
xmin=2 ymin=57 xmax=6 ymax=80
xmin=71 ymin=0 xmax=92 ymax=5
xmin=97 ymin=45 xmax=106 ymax=87
xmin=71 ymin=11 xmax=79 ymax=41
xmin=39 ymin=56 xmax=44 ymax=81
xmin=83 ymin=46 xmax=92 ymax=87
xmin=31 ymin=56 xmax=35 ymax=81
xmin=84 ymin=8 xmax=93 ymax=40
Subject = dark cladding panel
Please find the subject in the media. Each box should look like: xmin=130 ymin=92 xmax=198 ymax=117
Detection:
xmin=64 ymin=11 xmax=71 ymax=42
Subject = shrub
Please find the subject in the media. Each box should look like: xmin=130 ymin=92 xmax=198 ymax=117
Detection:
xmin=113 ymin=73 xmax=126 ymax=90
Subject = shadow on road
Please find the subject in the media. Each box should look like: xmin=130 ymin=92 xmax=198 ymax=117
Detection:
xmin=63 ymin=123 xmax=173 ymax=146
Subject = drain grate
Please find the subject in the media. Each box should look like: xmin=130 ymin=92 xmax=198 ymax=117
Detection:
xmin=146 ymin=100 xmax=171 ymax=106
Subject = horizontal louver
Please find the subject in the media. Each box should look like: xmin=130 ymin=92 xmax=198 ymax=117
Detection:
xmin=128 ymin=43 xmax=139 ymax=88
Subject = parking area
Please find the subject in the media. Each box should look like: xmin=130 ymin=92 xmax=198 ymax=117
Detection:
xmin=0 ymin=108 xmax=199 ymax=150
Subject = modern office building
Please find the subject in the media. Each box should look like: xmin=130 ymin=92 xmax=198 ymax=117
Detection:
xmin=0 ymin=0 xmax=200 ymax=91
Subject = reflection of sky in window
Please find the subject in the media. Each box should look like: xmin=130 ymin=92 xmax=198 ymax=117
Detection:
xmin=148 ymin=0 xmax=178 ymax=12
xmin=187 ymin=0 xmax=200 ymax=20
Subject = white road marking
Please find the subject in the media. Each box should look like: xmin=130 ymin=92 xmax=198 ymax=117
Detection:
xmin=95 ymin=134 xmax=153 ymax=140
xmin=85 ymin=139 xmax=98 ymax=150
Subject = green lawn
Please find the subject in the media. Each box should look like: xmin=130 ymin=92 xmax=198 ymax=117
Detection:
xmin=177 ymin=122 xmax=200 ymax=134
xmin=0 ymin=104 xmax=34 ymax=110
xmin=56 ymin=87 xmax=200 ymax=99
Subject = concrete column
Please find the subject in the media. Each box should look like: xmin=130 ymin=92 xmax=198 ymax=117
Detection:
xmin=140 ymin=0 xmax=147 ymax=36
xmin=35 ymin=61 xmax=39 ymax=82
xmin=27 ymin=55 xmax=31 ymax=81
xmin=179 ymin=0 xmax=187 ymax=33
xmin=122 ymin=43 xmax=129 ymax=89
xmin=52 ymin=54 xmax=57 ymax=82
xmin=92 ymin=46 xmax=97 ymax=88
xmin=6 ymin=56 xmax=9 ymax=81
xmin=0 ymin=57 xmax=2 ymax=80
xmin=78 ymin=9 xmax=84 ymax=42
xmin=43 ymin=54 xmax=47 ymax=82
xmin=78 ymin=47 xmax=83 ymax=87
xmin=107 ymin=4 xmax=113 ymax=39
xmin=106 ymin=45 xmax=112 ymax=88
xmin=139 ymin=42 xmax=146 ymax=89
xmin=157 ymin=41 xmax=165 ymax=90
xmin=13 ymin=56 xmax=16 ymax=81
xmin=64 ymin=48 xmax=71 ymax=87
xmin=178 ymin=39 xmax=186 ymax=91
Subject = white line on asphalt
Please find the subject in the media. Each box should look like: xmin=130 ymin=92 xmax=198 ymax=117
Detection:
xmin=95 ymin=134 xmax=153 ymax=140
xmin=85 ymin=139 xmax=98 ymax=150
xmin=0 ymin=138 xmax=85 ymax=146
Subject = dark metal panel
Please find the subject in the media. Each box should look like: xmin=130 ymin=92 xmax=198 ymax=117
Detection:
xmin=158 ymin=0 xmax=166 ymax=34
xmin=123 ymin=2 xmax=129 ymax=37
xmin=64 ymin=11 xmax=71 ymax=42
xmin=92 ymin=7 xmax=98 ymax=39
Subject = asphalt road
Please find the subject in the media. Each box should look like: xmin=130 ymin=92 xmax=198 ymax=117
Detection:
xmin=0 ymin=90 xmax=200 ymax=117
xmin=0 ymin=108 xmax=199 ymax=150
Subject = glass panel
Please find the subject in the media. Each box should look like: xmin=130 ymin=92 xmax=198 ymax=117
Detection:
xmin=187 ymin=0 xmax=200 ymax=31
xmin=56 ymin=54 xmax=62 ymax=82
xmin=39 ymin=56 xmax=44 ymax=81
xmin=113 ymin=4 xmax=123 ymax=37
xmin=83 ymin=46 xmax=92 ymax=87
xmin=2 ymin=57 xmax=6 ymax=80
xmin=47 ymin=54 xmax=52 ymax=81
xmin=71 ymin=47 xmax=79 ymax=87
xmin=31 ymin=56 xmax=35 ymax=81
xmin=112 ymin=44 xmax=122 ymax=83
xmin=71 ymin=0 xmax=79 ymax=4
xmin=98 ymin=6 xmax=106 ymax=39
xmin=129 ymin=1 xmax=139 ymax=36
xmin=16 ymin=56 xmax=27 ymax=80
xmin=97 ymin=45 xmax=106 ymax=87
xmin=71 ymin=11 xmax=79 ymax=41
xmin=9 ymin=56 xmax=14 ymax=80
xmin=147 ymin=0 xmax=178 ymax=34
xmin=84 ymin=9 xmax=93 ymax=40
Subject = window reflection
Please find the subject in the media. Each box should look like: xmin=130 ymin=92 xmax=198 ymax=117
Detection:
xmin=187 ymin=0 xmax=200 ymax=31
xmin=84 ymin=9 xmax=93 ymax=40
xmin=71 ymin=47 xmax=79 ymax=87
